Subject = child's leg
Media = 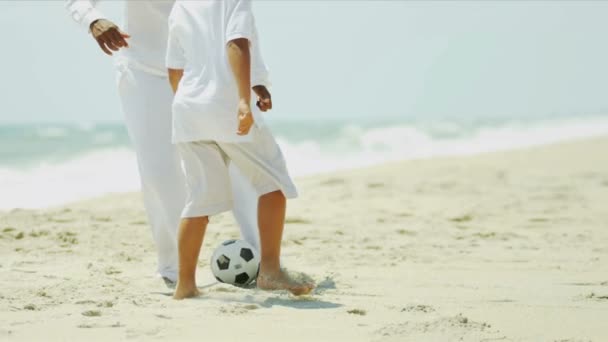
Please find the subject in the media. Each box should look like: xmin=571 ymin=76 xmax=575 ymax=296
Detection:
xmin=256 ymin=190 xmax=313 ymax=295
xmin=174 ymin=141 xmax=233 ymax=299
xmin=174 ymin=216 xmax=208 ymax=300
xmin=257 ymin=190 xmax=286 ymax=273
xmin=218 ymin=127 xmax=314 ymax=295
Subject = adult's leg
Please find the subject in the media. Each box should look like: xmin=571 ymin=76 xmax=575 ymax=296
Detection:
xmin=229 ymin=165 xmax=260 ymax=250
xmin=117 ymin=67 xmax=185 ymax=281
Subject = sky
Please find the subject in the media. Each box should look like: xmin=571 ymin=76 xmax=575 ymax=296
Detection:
xmin=1 ymin=1 xmax=608 ymax=123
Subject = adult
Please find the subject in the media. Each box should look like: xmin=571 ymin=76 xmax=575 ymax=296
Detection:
xmin=66 ymin=0 xmax=271 ymax=284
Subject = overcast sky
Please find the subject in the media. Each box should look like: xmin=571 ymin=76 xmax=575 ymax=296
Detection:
xmin=1 ymin=1 xmax=608 ymax=123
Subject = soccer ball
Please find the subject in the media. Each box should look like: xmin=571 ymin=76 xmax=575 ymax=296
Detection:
xmin=210 ymin=239 xmax=260 ymax=286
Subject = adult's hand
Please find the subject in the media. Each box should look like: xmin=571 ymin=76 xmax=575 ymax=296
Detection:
xmin=90 ymin=19 xmax=130 ymax=56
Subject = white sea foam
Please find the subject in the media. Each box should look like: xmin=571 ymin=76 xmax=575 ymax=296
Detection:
xmin=1 ymin=116 xmax=608 ymax=209
xmin=279 ymin=115 xmax=608 ymax=176
xmin=0 ymin=148 xmax=139 ymax=210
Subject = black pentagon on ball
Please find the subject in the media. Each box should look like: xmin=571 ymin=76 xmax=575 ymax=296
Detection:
xmin=240 ymin=248 xmax=254 ymax=262
xmin=222 ymin=239 xmax=237 ymax=246
xmin=216 ymin=255 xmax=230 ymax=270
xmin=234 ymin=272 xmax=250 ymax=285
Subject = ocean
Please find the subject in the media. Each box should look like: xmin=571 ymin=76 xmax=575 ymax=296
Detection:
xmin=2 ymin=114 xmax=608 ymax=210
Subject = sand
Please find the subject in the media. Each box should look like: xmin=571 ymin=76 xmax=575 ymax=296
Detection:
xmin=1 ymin=136 xmax=608 ymax=342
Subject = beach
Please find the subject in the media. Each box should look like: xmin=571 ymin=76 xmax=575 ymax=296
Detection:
xmin=1 ymin=136 xmax=607 ymax=341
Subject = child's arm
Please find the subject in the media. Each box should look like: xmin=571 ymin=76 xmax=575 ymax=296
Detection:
xmin=227 ymin=38 xmax=254 ymax=136
xmin=168 ymin=68 xmax=184 ymax=94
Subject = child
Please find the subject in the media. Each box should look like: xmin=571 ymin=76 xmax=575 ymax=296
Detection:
xmin=166 ymin=0 xmax=314 ymax=299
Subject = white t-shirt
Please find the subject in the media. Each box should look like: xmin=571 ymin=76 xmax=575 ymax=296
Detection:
xmin=166 ymin=0 xmax=268 ymax=143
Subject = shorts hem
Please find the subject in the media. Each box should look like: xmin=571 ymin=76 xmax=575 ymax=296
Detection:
xmin=181 ymin=201 xmax=233 ymax=218
xmin=255 ymin=182 xmax=298 ymax=199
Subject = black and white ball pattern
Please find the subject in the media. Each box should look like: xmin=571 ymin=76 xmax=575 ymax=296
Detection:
xmin=210 ymin=239 xmax=260 ymax=286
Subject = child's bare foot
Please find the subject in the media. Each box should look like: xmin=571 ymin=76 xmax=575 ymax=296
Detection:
xmin=173 ymin=283 xmax=201 ymax=300
xmin=257 ymin=269 xmax=315 ymax=296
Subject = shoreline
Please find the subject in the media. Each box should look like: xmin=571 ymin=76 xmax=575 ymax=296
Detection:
xmin=3 ymin=133 xmax=608 ymax=213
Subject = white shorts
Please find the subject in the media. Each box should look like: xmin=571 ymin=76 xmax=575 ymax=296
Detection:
xmin=177 ymin=126 xmax=298 ymax=218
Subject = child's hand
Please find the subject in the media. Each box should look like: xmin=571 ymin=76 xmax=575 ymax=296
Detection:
xmin=253 ymin=85 xmax=273 ymax=112
xmin=237 ymin=100 xmax=254 ymax=136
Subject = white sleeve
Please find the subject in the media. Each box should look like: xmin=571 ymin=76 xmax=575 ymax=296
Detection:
xmin=226 ymin=1 xmax=271 ymax=87
xmin=225 ymin=0 xmax=255 ymax=43
xmin=166 ymin=17 xmax=186 ymax=69
xmin=65 ymin=0 xmax=106 ymax=31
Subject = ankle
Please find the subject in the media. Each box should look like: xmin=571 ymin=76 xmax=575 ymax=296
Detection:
xmin=259 ymin=262 xmax=281 ymax=275
xmin=176 ymin=277 xmax=196 ymax=288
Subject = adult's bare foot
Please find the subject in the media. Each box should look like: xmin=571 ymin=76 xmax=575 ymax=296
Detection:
xmin=162 ymin=276 xmax=177 ymax=289
xmin=173 ymin=283 xmax=201 ymax=300
xmin=257 ymin=269 xmax=315 ymax=296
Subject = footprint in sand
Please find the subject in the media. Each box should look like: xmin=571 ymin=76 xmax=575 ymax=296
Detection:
xmin=472 ymin=232 xmax=497 ymax=239
xmin=397 ymin=229 xmax=417 ymax=236
xmin=97 ymin=301 xmax=114 ymax=308
xmin=347 ymin=309 xmax=366 ymax=316
xmin=529 ymin=217 xmax=550 ymax=223
xmin=401 ymin=304 xmax=435 ymax=313
xmin=36 ymin=290 xmax=50 ymax=298
xmin=375 ymin=314 xmax=501 ymax=341
xmin=78 ymin=322 xmax=122 ymax=329
xmin=449 ymin=214 xmax=474 ymax=223
xmin=320 ymin=178 xmax=346 ymax=186
xmin=129 ymin=220 xmax=147 ymax=226
xmin=291 ymin=239 xmax=304 ymax=246
xmin=49 ymin=217 xmax=75 ymax=223
xmin=104 ymin=266 xmax=122 ymax=275
xmin=219 ymin=304 xmax=259 ymax=315
xmin=56 ymin=231 xmax=78 ymax=245
xmin=29 ymin=230 xmax=50 ymax=238
xmin=0 ymin=229 xmax=24 ymax=240
xmin=584 ymin=292 xmax=608 ymax=301
xmin=285 ymin=217 xmax=312 ymax=224
xmin=81 ymin=310 xmax=102 ymax=317
xmin=23 ymin=304 xmax=38 ymax=311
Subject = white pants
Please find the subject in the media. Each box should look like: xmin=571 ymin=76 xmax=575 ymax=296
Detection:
xmin=116 ymin=65 xmax=260 ymax=281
